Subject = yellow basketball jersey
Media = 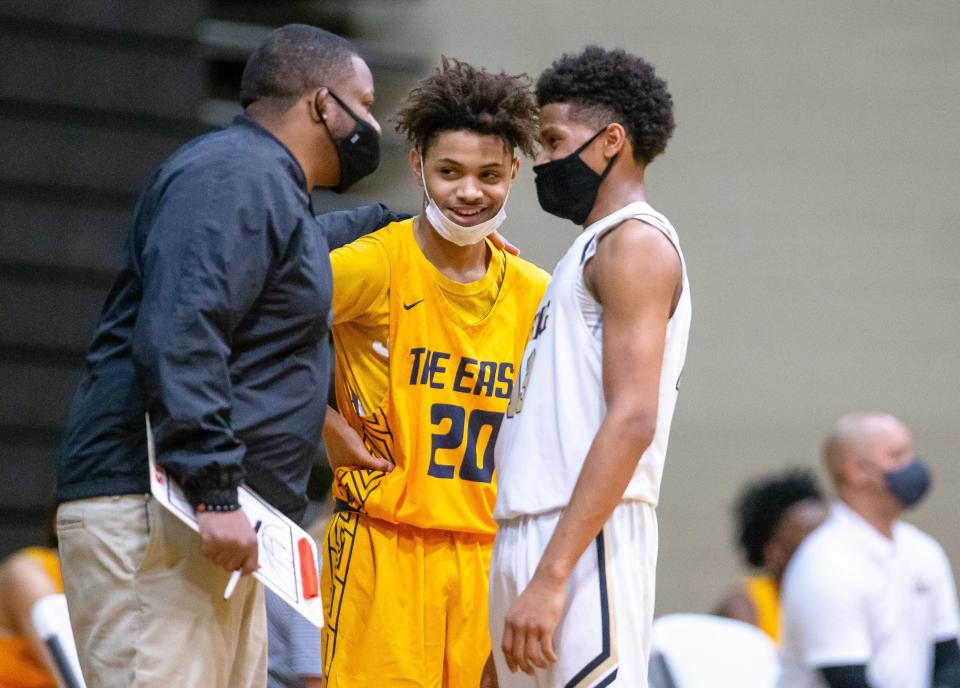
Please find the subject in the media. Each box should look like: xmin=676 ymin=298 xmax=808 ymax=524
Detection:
xmin=0 ymin=548 xmax=62 ymax=688
xmin=329 ymin=219 xmax=549 ymax=535
xmin=20 ymin=547 xmax=62 ymax=591
xmin=744 ymin=574 xmax=781 ymax=643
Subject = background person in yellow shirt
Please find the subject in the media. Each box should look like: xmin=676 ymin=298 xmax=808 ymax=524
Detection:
xmin=714 ymin=469 xmax=826 ymax=642
xmin=0 ymin=521 xmax=63 ymax=688
xmin=319 ymin=57 xmax=549 ymax=687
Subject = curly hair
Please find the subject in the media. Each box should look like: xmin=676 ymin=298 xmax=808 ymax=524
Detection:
xmin=735 ymin=470 xmax=823 ymax=568
xmin=536 ymin=46 xmax=675 ymax=165
xmin=394 ymin=56 xmax=539 ymax=158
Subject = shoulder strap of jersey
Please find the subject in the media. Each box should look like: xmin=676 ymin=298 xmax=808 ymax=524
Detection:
xmin=580 ymin=202 xmax=678 ymax=267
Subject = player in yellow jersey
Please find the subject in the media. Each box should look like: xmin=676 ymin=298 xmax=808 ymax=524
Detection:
xmin=0 ymin=520 xmax=63 ymax=688
xmin=319 ymin=58 xmax=550 ymax=687
xmin=714 ymin=470 xmax=826 ymax=642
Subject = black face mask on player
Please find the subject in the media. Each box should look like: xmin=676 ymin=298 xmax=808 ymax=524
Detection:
xmin=533 ymin=127 xmax=618 ymax=225
xmin=318 ymin=90 xmax=381 ymax=193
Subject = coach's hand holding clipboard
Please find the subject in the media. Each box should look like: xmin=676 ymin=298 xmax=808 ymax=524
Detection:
xmin=198 ymin=510 xmax=260 ymax=576
xmin=146 ymin=414 xmax=324 ymax=627
xmin=223 ymin=520 xmax=262 ymax=599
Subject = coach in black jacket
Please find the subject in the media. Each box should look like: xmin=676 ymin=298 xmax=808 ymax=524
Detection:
xmin=55 ymin=25 xmax=388 ymax=687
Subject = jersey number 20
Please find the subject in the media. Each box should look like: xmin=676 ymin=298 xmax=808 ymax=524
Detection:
xmin=427 ymin=403 xmax=502 ymax=484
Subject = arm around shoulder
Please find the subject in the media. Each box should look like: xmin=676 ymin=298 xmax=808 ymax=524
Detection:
xmin=317 ymin=204 xmax=410 ymax=251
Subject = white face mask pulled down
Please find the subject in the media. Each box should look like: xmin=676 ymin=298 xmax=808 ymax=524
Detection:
xmin=420 ymin=159 xmax=510 ymax=247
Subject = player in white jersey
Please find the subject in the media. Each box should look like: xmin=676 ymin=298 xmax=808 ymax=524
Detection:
xmin=486 ymin=46 xmax=690 ymax=688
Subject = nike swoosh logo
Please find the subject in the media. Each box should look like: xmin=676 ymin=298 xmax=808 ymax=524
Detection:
xmin=403 ymin=299 xmax=424 ymax=310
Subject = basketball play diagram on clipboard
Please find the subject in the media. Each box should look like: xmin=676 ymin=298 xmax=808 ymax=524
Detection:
xmin=145 ymin=414 xmax=323 ymax=628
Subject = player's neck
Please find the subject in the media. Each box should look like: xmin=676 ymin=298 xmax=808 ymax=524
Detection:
xmin=582 ymin=166 xmax=647 ymax=228
xmin=413 ymin=215 xmax=490 ymax=283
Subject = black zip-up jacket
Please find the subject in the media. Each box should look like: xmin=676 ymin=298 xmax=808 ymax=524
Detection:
xmin=57 ymin=114 xmax=401 ymax=521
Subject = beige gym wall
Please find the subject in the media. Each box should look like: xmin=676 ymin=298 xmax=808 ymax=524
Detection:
xmin=355 ymin=1 xmax=960 ymax=614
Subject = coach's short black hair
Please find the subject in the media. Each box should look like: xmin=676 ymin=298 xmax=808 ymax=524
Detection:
xmin=735 ymin=470 xmax=823 ymax=568
xmin=240 ymin=24 xmax=359 ymax=110
xmin=537 ymin=46 xmax=675 ymax=165
xmin=394 ymin=56 xmax=539 ymax=158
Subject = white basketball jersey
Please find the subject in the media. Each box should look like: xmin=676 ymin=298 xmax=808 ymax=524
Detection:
xmin=493 ymin=201 xmax=691 ymax=520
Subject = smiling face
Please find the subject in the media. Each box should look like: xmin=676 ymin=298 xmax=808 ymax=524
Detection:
xmin=413 ymin=129 xmax=519 ymax=229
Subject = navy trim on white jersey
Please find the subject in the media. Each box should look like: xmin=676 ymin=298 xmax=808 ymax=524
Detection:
xmin=565 ymin=532 xmax=619 ymax=688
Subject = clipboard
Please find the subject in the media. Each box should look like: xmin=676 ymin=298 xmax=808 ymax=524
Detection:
xmin=145 ymin=414 xmax=323 ymax=628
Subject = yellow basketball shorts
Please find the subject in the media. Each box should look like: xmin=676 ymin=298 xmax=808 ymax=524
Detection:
xmin=321 ymin=510 xmax=493 ymax=687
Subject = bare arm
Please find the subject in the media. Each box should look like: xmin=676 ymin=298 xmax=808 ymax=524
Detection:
xmin=714 ymin=589 xmax=758 ymax=625
xmin=501 ymin=221 xmax=680 ymax=674
xmin=0 ymin=553 xmax=60 ymax=677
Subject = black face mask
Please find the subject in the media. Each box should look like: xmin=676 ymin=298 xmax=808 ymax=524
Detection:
xmin=320 ymin=91 xmax=381 ymax=193
xmin=533 ymin=127 xmax=617 ymax=225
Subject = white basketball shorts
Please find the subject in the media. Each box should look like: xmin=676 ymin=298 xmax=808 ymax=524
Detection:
xmin=489 ymin=500 xmax=659 ymax=687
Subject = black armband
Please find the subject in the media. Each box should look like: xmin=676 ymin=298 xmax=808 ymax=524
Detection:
xmin=819 ymin=665 xmax=871 ymax=688
xmin=934 ymin=638 xmax=960 ymax=688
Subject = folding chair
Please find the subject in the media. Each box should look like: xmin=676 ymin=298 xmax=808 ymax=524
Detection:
xmin=30 ymin=593 xmax=86 ymax=688
xmin=649 ymin=613 xmax=779 ymax=688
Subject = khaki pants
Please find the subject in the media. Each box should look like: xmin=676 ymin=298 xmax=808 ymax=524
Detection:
xmin=57 ymin=494 xmax=266 ymax=688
